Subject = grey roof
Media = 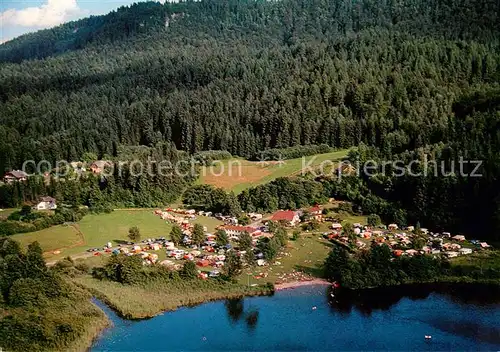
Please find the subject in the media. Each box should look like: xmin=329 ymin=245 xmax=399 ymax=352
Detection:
xmin=5 ymin=170 xmax=28 ymax=179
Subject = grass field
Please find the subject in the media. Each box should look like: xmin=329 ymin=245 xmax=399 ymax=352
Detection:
xmin=200 ymin=150 xmax=349 ymax=194
xmin=238 ymin=233 xmax=332 ymax=285
xmin=12 ymin=209 xmax=223 ymax=261
xmin=450 ymin=250 xmax=500 ymax=270
xmin=0 ymin=208 xmax=19 ymax=220
xmin=11 ymin=224 xmax=83 ymax=256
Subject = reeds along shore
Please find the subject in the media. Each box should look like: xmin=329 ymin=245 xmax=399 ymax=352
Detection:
xmin=73 ymin=276 xmax=275 ymax=319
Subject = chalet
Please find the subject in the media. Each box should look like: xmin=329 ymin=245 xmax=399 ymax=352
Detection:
xmin=308 ymin=205 xmax=323 ymax=221
xmin=222 ymin=225 xmax=261 ymax=238
xmin=406 ymin=226 xmax=415 ymax=232
xmin=388 ymin=224 xmax=398 ymax=231
xmin=90 ymin=160 xmax=112 ymax=174
xmin=3 ymin=170 xmax=28 ymax=183
xmin=271 ymin=210 xmax=300 ymax=226
xmin=35 ymin=197 xmax=57 ymax=210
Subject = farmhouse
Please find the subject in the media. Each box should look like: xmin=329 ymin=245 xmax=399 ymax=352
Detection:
xmin=3 ymin=170 xmax=28 ymax=183
xmin=308 ymin=205 xmax=323 ymax=221
xmin=35 ymin=196 xmax=57 ymax=210
xmin=90 ymin=160 xmax=112 ymax=174
xmin=271 ymin=210 xmax=300 ymax=226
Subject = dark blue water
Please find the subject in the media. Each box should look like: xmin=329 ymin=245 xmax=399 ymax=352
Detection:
xmin=92 ymin=284 xmax=500 ymax=351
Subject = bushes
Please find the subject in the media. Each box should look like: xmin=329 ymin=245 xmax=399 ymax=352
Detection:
xmin=238 ymin=177 xmax=327 ymax=213
xmin=93 ymin=254 xmax=144 ymax=284
xmin=324 ymin=244 xmax=447 ymax=289
xmin=0 ymin=207 xmax=88 ymax=237
xmin=181 ymin=261 xmax=198 ymax=280
xmin=251 ymin=144 xmax=332 ymax=161
xmin=193 ymin=150 xmax=233 ymax=165
xmin=182 ymin=184 xmax=241 ymax=216
xmin=0 ymin=238 xmax=105 ymax=352
xmin=0 ymin=221 xmax=36 ymax=236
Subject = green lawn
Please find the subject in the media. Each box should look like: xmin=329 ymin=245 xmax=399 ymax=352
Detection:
xmin=238 ymin=232 xmax=332 ymax=285
xmin=76 ymin=210 xmax=171 ymax=251
xmin=450 ymin=250 xmax=500 ymax=270
xmin=11 ymin=224 xmax=82 ymax=255
xmin=0 ymin=208 xmax=19 ymax=220
xmin=12 ymin=209 xmax=223 ymax=261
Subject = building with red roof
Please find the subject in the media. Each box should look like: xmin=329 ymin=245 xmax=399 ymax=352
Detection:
xmin=270 ymin=210 xmax=300 ymax=226
xmin=307 ymin=205 xmax=323 ymax=221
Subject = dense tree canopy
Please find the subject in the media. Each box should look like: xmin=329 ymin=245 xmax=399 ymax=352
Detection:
xmin=0 ymin=0 xmax=499 ymax=240
xmin=0 ymin=0 xmax=498 ymax=172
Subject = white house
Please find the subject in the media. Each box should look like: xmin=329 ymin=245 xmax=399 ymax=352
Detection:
xmin=271 ymin=210 xmax=300 ymax=226
xmin=222 ymin=225 xmax=261 ymax=239
xmin=36 ymin=197 xmax=57 ymax=210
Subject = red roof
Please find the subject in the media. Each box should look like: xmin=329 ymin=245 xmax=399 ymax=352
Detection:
xmin=309 ymin=205 xmax=321 ymax=213
xmin=271 ymin=210 xmax=297 ymax=221
xmin=223 ymin=225 xmax=260 ymax=234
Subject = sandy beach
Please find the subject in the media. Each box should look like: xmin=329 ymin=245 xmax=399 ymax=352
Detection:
xmin=274 ymin=279 xmax=331 ymax=290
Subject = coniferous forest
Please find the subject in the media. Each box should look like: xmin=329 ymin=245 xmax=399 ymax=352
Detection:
xmin=0 ymin=0 xmax=499 ymax=240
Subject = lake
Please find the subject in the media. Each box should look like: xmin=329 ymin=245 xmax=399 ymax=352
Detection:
xmin=92 ymin=283 xmax=500 ymax=351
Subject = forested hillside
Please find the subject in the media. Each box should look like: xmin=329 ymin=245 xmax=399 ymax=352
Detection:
xmin=0 ymin=0 xmax=499 ymax=171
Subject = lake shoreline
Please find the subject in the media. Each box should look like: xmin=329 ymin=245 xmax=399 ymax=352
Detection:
xmin=275 ymin=279 xmax=330 ymax=290
xmin=90 ymin=281 xmax=500 ymax=351
xmin=80 ymin=277 xmax=500 ymax=351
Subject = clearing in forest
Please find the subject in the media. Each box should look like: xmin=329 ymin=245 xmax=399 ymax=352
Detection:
xmin=200 ymin=150 xmax=349 ymax=194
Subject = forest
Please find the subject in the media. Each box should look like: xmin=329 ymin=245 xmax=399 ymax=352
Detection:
xmin=324 ymin=243 xmax=500 ymax=290
xmin=0 ymin=238 xmax=107 ymax=351
xmin=0 ymin=0 xmax=499 ymax=240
